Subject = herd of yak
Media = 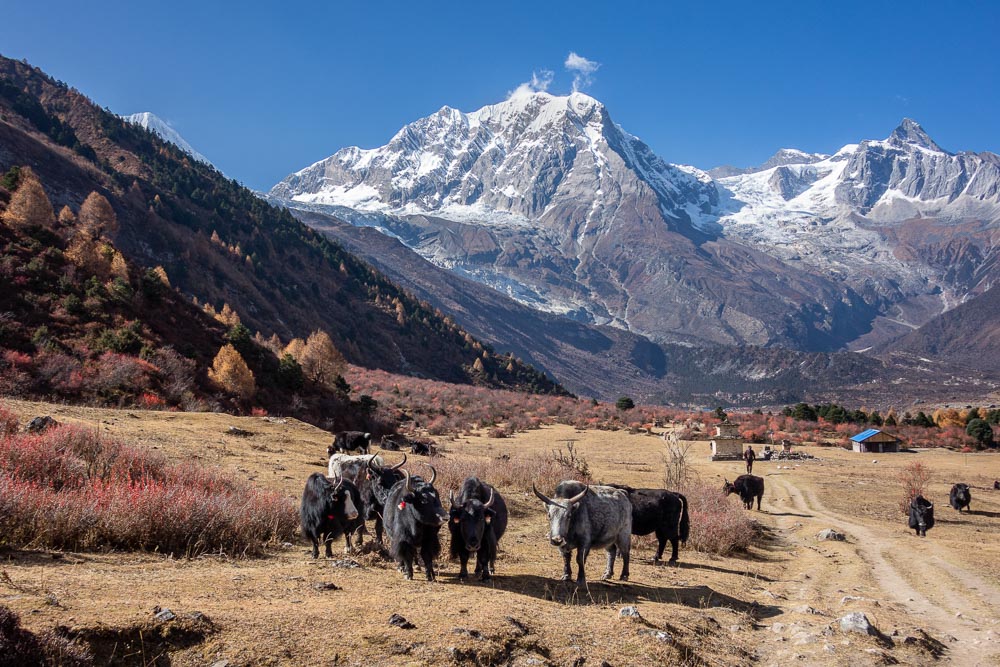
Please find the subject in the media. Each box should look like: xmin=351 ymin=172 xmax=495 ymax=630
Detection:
xmin=301 ymin=431 xmax=983 ymax=583
xmin=301 ymin=431 xmax=699 ymax=584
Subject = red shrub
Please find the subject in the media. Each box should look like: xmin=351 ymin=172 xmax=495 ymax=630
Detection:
xmin=138 ymin=392 xmax=167 ymax=409
xmin=0 ymin=402 xmax=18 ymax=436
xmin=681 ymin=484 xmax=758 ymax=555
xmin=0 ymin=426 xmax=296 ymax=556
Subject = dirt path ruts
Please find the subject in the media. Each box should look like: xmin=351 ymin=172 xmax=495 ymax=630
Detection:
xmin=766 ymin=474 xmax=999 ymax=665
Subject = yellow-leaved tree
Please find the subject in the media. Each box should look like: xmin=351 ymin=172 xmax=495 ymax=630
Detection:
xmin=2 ymin=167 xmax=54 ymax=230
xmin=300 ymin=330 xmax=346 ymax=389
xmin=208 ymin=344 xmax=256 ymax=400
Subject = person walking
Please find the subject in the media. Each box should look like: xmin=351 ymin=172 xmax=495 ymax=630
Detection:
xmin=744 ymin=445 xmax=756 ymax=475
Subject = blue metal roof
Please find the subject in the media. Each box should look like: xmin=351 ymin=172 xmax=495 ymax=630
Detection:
xmin=850 ymin=428 xmax=882 ymax=442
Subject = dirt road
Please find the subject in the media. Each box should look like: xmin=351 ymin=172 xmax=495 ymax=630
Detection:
xmin=764 ymin=472 xmax=1000 ymax=665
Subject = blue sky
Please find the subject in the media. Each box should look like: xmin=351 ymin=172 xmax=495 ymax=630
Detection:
xmin=2 ymin=1 xmax=998 ymax=190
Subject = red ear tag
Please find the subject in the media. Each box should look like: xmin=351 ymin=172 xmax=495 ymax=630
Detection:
xmin=452 ymin=516 xmax=460 ymax=524
xmin=327 ymin=515 xmax=334 ymax=520
xmin=485 ymin=516 xmax=492 ymax=524
xmin=398 ymin=501 xmax=406 ymax=510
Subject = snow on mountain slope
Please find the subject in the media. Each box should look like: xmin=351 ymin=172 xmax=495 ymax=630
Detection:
xmin=271 ymin=91 xmax=720 ymax=232
xmin=716 ymin=119 xmax=1000 ymax=310
xmin=272 ymin=100 xmax=1000 ymax=352
xmin=122 ymin=112 xmax=214 ymax=167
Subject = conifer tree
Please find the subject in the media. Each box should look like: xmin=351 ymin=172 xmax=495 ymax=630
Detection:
xmin=300 ymin=330 xmax=346 ymax=388
xmin=208 ymin=344 xmax=256 ymax=400
xmin=78 ymin=191 xmax=118 ymax=238
xmin=2 ymin=167 xmax=54 ymax=230
xmin=57 ymin=205 xmax=76 ymax=226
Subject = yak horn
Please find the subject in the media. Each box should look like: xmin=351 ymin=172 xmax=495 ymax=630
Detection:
xmin=428 ymin=465 xmax=437 ymax=486
xmin=403 ymin=468 xmax=413 ymax=493
xmin=484 ymin=488 xmax=495 ymax=508
xmin=567 ymin=486 xmax=588 ymax=505
xmin=449 ymin=490 xmax=457 ymax=508
xmin=390 ymin=452 xmax=407 ymax=470
xmin=533 ymin=484 xmax=561 ymax=507
xmin=367 ymin=451 xmax=382 ymax=472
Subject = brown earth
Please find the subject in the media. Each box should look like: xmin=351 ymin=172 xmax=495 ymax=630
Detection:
xmin=2 ymin=400 xmax=999 ymax=665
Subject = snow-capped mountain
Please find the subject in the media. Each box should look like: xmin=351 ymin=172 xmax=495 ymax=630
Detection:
xmin=716 ymin=119 xmax=1000 ymax=346
xmin=122 ymin=112 xmax=213 ymax=167
xmin=271 ymin=98 xmax=1000 ymax=353
xmin=272 ymin=91 xmax=720 ymax=232
xmin=709 ymin=148 xmax=829 ymax=179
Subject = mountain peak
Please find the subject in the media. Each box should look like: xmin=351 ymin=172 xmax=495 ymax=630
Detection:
xmin=122 ymin=112 xmax=214 ymax=166
xmin=888 ymin=118 xmax=945 ymax=153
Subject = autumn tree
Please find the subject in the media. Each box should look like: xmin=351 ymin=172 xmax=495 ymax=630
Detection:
xmin=1 ymin=167 xmax=54 ymax=230
xmin=78 ymin=191 xmax=118 ymax=238
xmin=57 ymin=205 xmax=76 ymax=226
xmin=208 ymin=344 xmax=256 ymax=400
xmin=283 ymin=338 xmax=306 ymax=362
xmin=215 ymin=303 xmax=242 ymax=327
xmin=300 ymin=330 xmax=346 ymax=389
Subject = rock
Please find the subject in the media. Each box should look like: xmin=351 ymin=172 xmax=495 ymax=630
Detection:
xmin=209 ymin=662 xmax=229 ymax=667
xmin=313 ymin=582 xmax=341 ymax=591
xmin=824 ymin=644 xmax=836 ymax=653
xmin=638 ymin=629 xmax=673 ymax=643
xmin=793 ymin=605 xmax=823 ymax=615
xmin=225 ymin=426 xmax=254 ymax=437
xmin=153 ymin=608 xmax=176 ymax=622
xmin=872 ymin=460 xmax=878 ymax=464
xmin=817 ymin=529 xmax=846 ymax=541
xmin=839 ymin=612 xmax=877 ymax=636
xmin=618 ymin=606 xmax=642 ymax=619
xmin=452 ymin=628 xmax=485 ymax=640
xmin=330 ymin=559 xmax=361 ymax=568
xmin=389 ymin=613 xmax=415 ymax=629
xmin=505 ymin=616 xmax=529 ymax=636
xmin=25 ymin=416 xmax=58 ymax=433
xmin=729 ymin=625 xmax=741 ymax=633
xmin=771 ymin=623 xmax=786 ymax=634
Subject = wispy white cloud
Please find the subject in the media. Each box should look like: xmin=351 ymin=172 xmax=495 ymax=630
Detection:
xmin=507 ymin=69 xmax=554 ymax=99
xmin=564 ymin=52 xmax=600 ymax=92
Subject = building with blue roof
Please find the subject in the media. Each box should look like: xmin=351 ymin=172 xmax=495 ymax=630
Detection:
xmin=850 ymin=429 xmax=900 ymax=453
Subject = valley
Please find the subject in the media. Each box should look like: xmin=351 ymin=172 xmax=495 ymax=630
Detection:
xmin=2 ymin=400 xmax=998 ymax=665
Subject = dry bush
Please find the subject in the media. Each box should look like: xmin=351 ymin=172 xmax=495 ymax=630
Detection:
xmin=663 ymin=434 xmax=694 ymax=489
xmin=680 ymin=484 xmax=757 ymax=556
xmin=898 ymin=461 xmax=932 ymax=514
xmin=0 ymin=425 xmax=296 ymax=556
xmin=424 ymin=452 xmax=592 ymax=497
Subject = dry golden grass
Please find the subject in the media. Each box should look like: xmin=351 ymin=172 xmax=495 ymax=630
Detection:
xmin=2 ymin=399 xmax=999 ymax=666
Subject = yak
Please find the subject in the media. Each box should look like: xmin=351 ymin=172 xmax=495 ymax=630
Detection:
xmin=329 ymin=431 xmax=372 ymax=455
xmin=533 ymin=481 xmax=632 ymax=585
xmin=363 ymin=451 xmax=407 ymax=544
xmin=723 ymin=474 xmax=765 ymax=511
xmin=383 ymin=466 xmax=449 ymax=580
xmin=908 ymin=495 xmax=935 ymax=537
xmin=606 ymin=484 xmax=689 ymax=565
xmin=449 ymin=477 xmax=508 ymax=581
xmin=949 ymin=483 xmax=971 ymax=513
xmin=300 ymin=473 xmax=362 ymax=558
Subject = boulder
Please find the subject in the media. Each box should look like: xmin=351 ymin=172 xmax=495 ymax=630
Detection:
xmin=839 ymin=612 xmax=877 ymax=636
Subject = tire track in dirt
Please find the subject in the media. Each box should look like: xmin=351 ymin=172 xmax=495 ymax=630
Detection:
xmin=767 ymin=474 xmax=999 ymax=665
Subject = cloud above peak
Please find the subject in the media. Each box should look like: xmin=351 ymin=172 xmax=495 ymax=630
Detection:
xmin=507 ymin=69 xmax=554 ymax=99
xmin=565 ymin=52 xmax=600 ymax=92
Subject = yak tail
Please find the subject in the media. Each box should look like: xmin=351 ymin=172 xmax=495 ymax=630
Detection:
xmin=677 ymin=493 xmax=690 ymax=545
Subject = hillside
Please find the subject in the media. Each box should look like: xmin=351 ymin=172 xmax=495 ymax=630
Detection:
xmin=876 ymin=285 xmax=1000 ymax=375
xmin=0 ymin=55 xmax=564 ymax=397
xmin=289 ymin=207 xmax=998 ymax=407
